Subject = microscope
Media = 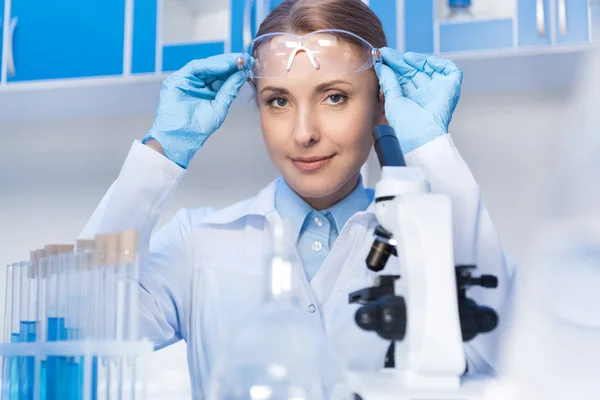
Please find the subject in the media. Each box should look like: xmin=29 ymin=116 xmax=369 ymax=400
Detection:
xmin=347 ymin=126 xmax=499 ymax=399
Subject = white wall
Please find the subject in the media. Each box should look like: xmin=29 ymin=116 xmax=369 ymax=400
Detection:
xmin=0 ymin=88 xmax=569 ymax=396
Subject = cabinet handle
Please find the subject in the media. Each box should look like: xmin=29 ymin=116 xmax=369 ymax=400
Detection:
xmin=243 ymin=0 xmax=253 ymax=49
xmin=558 ymin=0 xmax=568 ymax=35
xmin=536 ymin=0 xmax=546 ymax=37
xmin=6 ymin=17 xmax=18 ymax=77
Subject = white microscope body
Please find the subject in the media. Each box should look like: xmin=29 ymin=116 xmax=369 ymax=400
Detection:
xmin=348 ymin=164 xmax=497 ymax=399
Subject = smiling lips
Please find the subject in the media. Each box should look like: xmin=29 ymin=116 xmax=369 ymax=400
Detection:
xmin=291 ymin=155 xmax=334 ymax=172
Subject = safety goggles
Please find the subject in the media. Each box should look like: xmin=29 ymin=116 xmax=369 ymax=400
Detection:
xmin=237 ymin=29 xmax=381 ymax=79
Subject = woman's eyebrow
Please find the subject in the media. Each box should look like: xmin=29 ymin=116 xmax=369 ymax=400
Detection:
xmin=259 ymin=80 xmax=354 ymax=95
xmin=314 ymin=79 xmax=353 ymax=92
xmin=259 ymin=86 xmax=290 ymax=95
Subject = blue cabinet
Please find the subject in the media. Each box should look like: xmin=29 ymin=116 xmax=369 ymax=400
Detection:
xmin=519 ymin=0 xmax=589 ymax=47
xmin=8 ymin=0 xmax=126 ymax=82
xmin=401 ymin=0 xmax=516 ymax=54
xmin=0 ymin=1 xmax=4 ymax=80
xmin=518 ymin=0 xmax=552 ymax=46
xmin=554 ymin=0 xmax=590 ymax=44
xmin=132 ymin=0 xmax=157 ymax=74
xmin=157 ymin=1 xmax=245 ymax=73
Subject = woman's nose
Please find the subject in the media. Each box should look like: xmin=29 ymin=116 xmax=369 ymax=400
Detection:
xmin=293 ymin=108 xmax=320 ymax=146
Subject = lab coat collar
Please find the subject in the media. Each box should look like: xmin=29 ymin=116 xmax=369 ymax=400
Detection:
xmin=198 ymin=178 xmax=280 ymax=225
xmin=199 ymin=176 xmax=378 ymax=226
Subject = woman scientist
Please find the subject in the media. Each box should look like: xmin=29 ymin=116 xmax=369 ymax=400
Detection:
xmin=80 ymin=0 xmax=518 ymax=395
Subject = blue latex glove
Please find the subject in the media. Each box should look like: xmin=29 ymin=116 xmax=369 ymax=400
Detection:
xmin=374 ymin=48 xmax=463 ymax=154
xmin=143 ymin=53 xmax=253 ymax=168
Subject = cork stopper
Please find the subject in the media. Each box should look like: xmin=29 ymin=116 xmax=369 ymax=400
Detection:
xmin=29 ymin=251 xmax=38 ymax=279
xmin=76 ymin=239 xmax=95 ymax=252
xmin=106 ymin=233 xmax=120 ymax=266
xmin=57 ymin=245 xmax=74 ymax=255
xmin=44 ymin=244 xmax=59 ymax=256
xmin=36 ymin=249 xmax=46 ymax=278
xmin=119 ymin=230 xmax=138 ymax=265
xmin=95 ymin=234 xmax=108 ymax=268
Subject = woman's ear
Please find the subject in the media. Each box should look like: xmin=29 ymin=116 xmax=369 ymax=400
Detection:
xmin=377 ymin=90 xmax=389 ymax=125
xmin=248 ymin=78 xmax=257 ymax=91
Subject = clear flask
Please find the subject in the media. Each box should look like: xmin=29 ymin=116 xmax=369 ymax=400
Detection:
xmin=206 ymin=220 xmax=351 ymax=400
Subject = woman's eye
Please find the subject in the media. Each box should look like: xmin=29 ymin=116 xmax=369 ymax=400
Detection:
xmin=326 ymin=93 xmax=348 ymax=105
xmin=269 ymin=98 xmax=288 ymax=108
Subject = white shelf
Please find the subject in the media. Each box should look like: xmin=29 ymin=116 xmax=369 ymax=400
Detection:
xmin=0 ymin=44 xmax=595 ymax=123
xmin=162 ymin=0 xmax=230 ymax=45
xmin=0 ymin=73 xmax=258 ymax=123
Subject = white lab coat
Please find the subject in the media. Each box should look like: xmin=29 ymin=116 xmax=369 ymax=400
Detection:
xmin=80 ymin=134 xmax=518 ymax=398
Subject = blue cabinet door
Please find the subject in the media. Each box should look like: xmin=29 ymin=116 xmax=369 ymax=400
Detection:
xmin=555 ymin=0 xmax=590 ymax=44
xmin=231 ymin=0 xmax=258 ymax=53
xmin=439 ymin=19 xmax=514 ymax=53
xmin=162 ymin=42 xmax=226 ymax=72
xmin=0 ymin=1 xmax=4 ymax=80
xmin=518 ymin=0 xmax=552 ymax=46
xmin=404 ymin=0 xmax=434 ymax=53
xmin=132 ymin=0 xmax=157 ymax=74
xmin=8 ymin=0 xmax=126 ymax=82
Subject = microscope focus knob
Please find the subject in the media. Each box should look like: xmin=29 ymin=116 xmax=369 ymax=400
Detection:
xmin=459 ymin=299 xmax=499 ymax=342
xmin=355 ymin=295 xmax=406 ymax=341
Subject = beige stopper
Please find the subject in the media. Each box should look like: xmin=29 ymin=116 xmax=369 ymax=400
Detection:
xmin=119 ymin=230 xmax=138 ymax=265
xmin=76 ymin=239 xmax=95 ymax=252
xmin=95 ymin=234 xmax=108 ymax=268
xmin=44 ymin=244 xmax=59 ymax=256
xmin=35 ymin=249 xmax=46 ymax=278
xmin=29 ymin=251 xmax=38 ymax=279
xmin=106 ymin=233 xmax=120 ymax=266
xmin=57 ymin=245 xmax=74 ymax=255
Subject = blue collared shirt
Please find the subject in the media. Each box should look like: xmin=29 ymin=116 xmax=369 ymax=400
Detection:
xmin=275 ymin=178 xmax=373 ymax=281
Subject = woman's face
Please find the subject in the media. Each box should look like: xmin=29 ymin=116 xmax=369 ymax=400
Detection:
xmin=255 ymin=41 xmax=386 ymax=209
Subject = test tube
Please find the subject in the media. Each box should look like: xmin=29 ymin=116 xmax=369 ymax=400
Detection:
xmin=105 ymin=233 xmax=120 ymax=400
xmin=74 ymin=239 xmax=94 ymax=400
xmin=1 ymin=264 xmax=14 ymax=400
xmin=44 ymin=244 xmax=73 ymax=400
xmin=120 ymin=230 xmax=139 ymax=399
xmin=9 ymin=262 xmax=22 ymax=400
xmin=93 ymin=234 xmax=108 ymax=400
xmin=34 ymin=249 xmax=47 ymax=400
xmin=19 ymin=259 xmax=37 ymax=400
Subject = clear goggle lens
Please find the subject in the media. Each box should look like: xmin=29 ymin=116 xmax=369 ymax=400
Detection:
xmin=237 ymin=29 xmax=381 ymax=79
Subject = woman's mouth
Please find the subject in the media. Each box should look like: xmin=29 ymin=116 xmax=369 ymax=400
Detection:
xmin=290 ymin=155 xmax=335 ymax=172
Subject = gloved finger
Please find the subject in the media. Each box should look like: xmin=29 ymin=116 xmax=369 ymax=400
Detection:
xmin=402 ymin=52 xmax=435 ymax=75
xmin=379 ymin=47 xmax=414 ymax=76
xmin=212 ymin=70 xmax=249 ymax=111
xmin=425 ymin=55 xmax=462 ymax=79
xmin=179 ymin=53 xmax=250 ymax=79
xmin=410 ymin=71 xmax=432 ymax=89
xmin=375 ymin=63 xmax=403 ymax=100
xmin=209 ymin=79 xmax=225 ymax=92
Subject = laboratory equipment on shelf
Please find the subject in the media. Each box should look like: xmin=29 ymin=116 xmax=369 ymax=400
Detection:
xmin=347 ymin=126 xmax=499 ymax=399
xmin=0 ymin=230 xmax=152 ymax=400
xmin=446 ymin=0 xmax=474 ymax=20
xmin=206 ymin=221 xmax=352 ymax=400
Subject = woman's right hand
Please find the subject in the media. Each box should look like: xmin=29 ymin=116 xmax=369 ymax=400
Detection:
xmin=143 ymin=53 xmax=253 ymax=169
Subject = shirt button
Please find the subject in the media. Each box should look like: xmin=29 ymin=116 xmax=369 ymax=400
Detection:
xmin=313 ymin=217 xmax=323 ymax=227
xmin=311 ymin=241 xmax=323 ymax=252
xmin=308 ymin=304 xmax=316 ymax=313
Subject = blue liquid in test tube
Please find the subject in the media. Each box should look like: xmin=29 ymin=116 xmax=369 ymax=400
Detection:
xmin=9 ymin=333 xmax=19 ymax=400
xmin=9 ymin=263 xmax=22 ymax=400
xmin=19 ymin=322 xmax=36 ymax=400
xmin=19 ymin=259 xmax=38 ymax=400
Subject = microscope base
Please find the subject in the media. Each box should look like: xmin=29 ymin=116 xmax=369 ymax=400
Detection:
xmin=348 ymin=371 xmax=494 ymax=400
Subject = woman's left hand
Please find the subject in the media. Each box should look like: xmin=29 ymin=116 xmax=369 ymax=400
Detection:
xmin=375 ymin=48 xmax=463 ymax=154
